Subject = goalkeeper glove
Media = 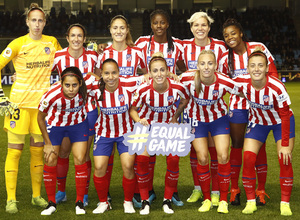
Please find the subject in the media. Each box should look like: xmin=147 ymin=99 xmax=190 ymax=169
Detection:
xmin=0 ymin=88 xmax=18 ymax=116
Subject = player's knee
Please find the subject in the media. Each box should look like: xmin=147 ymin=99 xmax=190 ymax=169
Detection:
xmin=197 ymin=156 xmax=209 ymax=165
xmin=94 ymin=164 xmax=107 ymax=177
xmin=218 ymin=153 xmax=228 ymax=164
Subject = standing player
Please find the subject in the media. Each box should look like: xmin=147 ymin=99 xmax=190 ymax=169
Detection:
xmin=182 ymin=11 xmax=227 ymax=204
xmin=38 ymin=67 xmax=93 ymax=215
xmin=0 ymin=3 xmax=61 ymax=213
xmin=91 ymin=59 xmax=144 ymax=214
xmin=96 ymin=15 xmax=146 ymax=76
xmin=130 ymin=52 xmax=190 ymax=215
xmin=95 ymin=14 xmax=147 ymax=204
xmin=180 ymin=50 xmax=238 ymax=214
xmin=52 ymin=23 xmax=98 ymax=207
xmin=219 ymin=18 xmax=278 ymax=206
xmin=135 ymin=9 xmax=186 ymax=206
xmin=234 ymin=49 xmax=294 ymax=216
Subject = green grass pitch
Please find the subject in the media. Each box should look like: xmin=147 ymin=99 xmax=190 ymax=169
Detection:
xmin=0 ymin=82 xmax=299 ymax=219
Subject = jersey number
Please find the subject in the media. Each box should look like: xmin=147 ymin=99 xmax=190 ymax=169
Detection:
xmin=10 ymin=108 xmax=20 ymax=120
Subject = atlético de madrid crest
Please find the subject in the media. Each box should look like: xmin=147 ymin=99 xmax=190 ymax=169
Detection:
xmin=44 ymin=47 xmax=51 ymax=55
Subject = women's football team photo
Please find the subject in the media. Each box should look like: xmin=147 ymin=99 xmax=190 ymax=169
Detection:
xmin=0 ymin=2 xmax=295 ymax=217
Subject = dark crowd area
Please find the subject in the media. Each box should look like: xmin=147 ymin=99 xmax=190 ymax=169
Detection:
xmin=0 ymin=6 xmax=299 ymax=70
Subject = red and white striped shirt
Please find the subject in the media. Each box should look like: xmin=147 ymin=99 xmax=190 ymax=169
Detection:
xmin=182 ymin=37 xmax=226 ymax=70
xmin=92 ymin=76 xmax=144 ymax=138
xmin=52 ymin=47 xmax=98 ymax=75
xmin=132 ymin=79 xmax=190 ymax=124
xmin=52 ymin=47 xmax=99 ymax=112
xmin=180 ymin=71 xmax=239 ymax=123
xmin=218 ymin=41 xmax=278 ymax=110
xmin=96 ymin=45 xmax=146 ymax=77
xmin=38 ymin=74 xmax=96 ymax=127
xmin=135 ymin=35 xmax=184 ymax=74
xmin=234 ymin=75 xmax=292 ymax=125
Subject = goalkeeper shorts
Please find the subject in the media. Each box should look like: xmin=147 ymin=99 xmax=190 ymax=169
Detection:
xmin=4 ymin=108 xmax=42 ymax=135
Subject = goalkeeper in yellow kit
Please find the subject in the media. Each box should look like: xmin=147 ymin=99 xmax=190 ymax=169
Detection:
xmin=0 ymin=3 xmax=61 ymax=213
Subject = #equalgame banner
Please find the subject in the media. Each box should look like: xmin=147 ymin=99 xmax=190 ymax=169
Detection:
xmin=124 ymin=122 xmax=195 ymax=157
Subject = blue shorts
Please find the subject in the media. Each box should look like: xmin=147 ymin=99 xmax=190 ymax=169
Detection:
xmin=193 ymin=116 xmax=230 ymax=138
xmin=48 ymin=120 xmax=89 ymax=146
xmin=87 ymin=108 xmax=98 ymax=136
xmin=245 ymin=115 xmax=295 ymax=143
xmin=228 ymin=109 xmax=249 ymax=124
xmin=93 ymin=136 xmax=128 ymax=156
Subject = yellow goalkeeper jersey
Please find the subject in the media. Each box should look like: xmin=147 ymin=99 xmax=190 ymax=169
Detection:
xmin=0 ymin=34 xmax=62 ymax=108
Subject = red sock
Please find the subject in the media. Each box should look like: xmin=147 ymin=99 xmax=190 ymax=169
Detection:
xmin=229 ymin=147 xmax=242 ymax=189
xmin=164 ymin=155 xmax=179 ymax=199
xmin=133 ymin=158 xmax=139 ymax=194
xmin=218 ymin=162 xmax=231 ymax=201
xmin=75 ymin=163 xmax=88 ymax=202
xmin=136 ymin=155 xmax=150 ymax=200
xmin=56 ymin=157 xmax=69 ymax=192
xmin=197 ymin=163 xmax=211 ymax=200
xmin=242 ymin=151 xmax=257 ymax=200
xmin=256 ymin=143 xmax=267 ymax=191
xmin=148 ymin=155 xmax=156 ymax=191
xmin=123 ymin=176 xmax=136 ymax=202
xmin=106 ymin=154 xmax=114 ymax=192
xmin=94 ymin=174 xmax=109 ymax=202
xmin=209 ymin=147 xmax=218 ymax=191
xmin=190 ymin=145 xmax=200 ymax=187
xmin=279 ymin=156 xmax=293 ymax=202
xmin=85 ymin=160 xmax=92 ymax=195
xmin=44 ymin=165 xmax=57 ymax=203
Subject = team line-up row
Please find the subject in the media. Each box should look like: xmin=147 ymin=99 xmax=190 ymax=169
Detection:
xmin=0 ymin=3 xmax=294 ymax=217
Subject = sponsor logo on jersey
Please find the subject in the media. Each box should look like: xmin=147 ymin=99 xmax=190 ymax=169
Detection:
xmin=26 ymin=60 xmax=51 ymax=69
xmin=120 ymin=66 xmax=134 ymax=76
xmin=100 ymin=104 xmax=129 ymax=115
xmin=278 ymin=94 xmax=288 ymax=102
xmin=193 ymin=97 xmax=218 ymax=106
xmin=64 ymin=105 xmax=84 ymax=112
xmin=118 ymin=94 xmax=125 ymax=102
xmin=212 ymin=90 xmax=219 ymax=97
xmin=126 ymin=54 xmax=132 ymax=62
xmin=188 ymin=61 xmax=197 ymax=69
xmin=165 ymin=58 xmax=174 ymax=67
xmin=249 ymin=101 xmax=273 ymax=110
xmin=233 ymin=69 xmax=247 ymax=78
xmin=3 ymin=48 xmax=12 ymax=58
xmin=44 ymin=47 xmax=50 ymax=55
xmin=147 ymin=57 xmax=174 ymax=67
xmin=82 ymin=61 xmax=88 ymax=69
xmin=146 ymin=103 xmax=173 ymax=113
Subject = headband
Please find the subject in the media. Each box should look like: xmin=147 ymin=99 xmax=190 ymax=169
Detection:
xmin=61 ymin=72 xmax=78 ymax=79
xmin=248 ymin=51 xmax=267 ymax=60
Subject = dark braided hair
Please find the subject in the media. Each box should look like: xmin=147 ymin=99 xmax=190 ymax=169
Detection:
xmin=61 ymin=67 xmax=87 ymax=105
xmin=147 ymin=9 xmax=174 ymax=54
xmin=98 ymin=58 xmax=119 ymax=101
xmin=222 ymin=18 xmax=250 ymax=78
